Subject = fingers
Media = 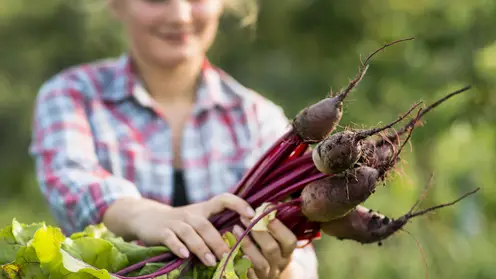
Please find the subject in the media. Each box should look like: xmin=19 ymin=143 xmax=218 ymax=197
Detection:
xmin=186 ymin=214 xmax=230 ymax=259
xmin=264 ymin=219 xmax=298 ymax=258
xmin=233 ymin=225 xmax=270 ymax=279
xmin=241 ymin=216 xmax=297 ymax=258
xmin=248 ymin=268 xmax=259 ymax=279
xmin=160 ymin=228 xmax=190 ymax=259
xmin=240 ymin=218 xmax=283 ymax=278
xmin=171 ymin=222 xmax=218 ymax=267
xmin=207 ymin=193 xmax=255 ymax=219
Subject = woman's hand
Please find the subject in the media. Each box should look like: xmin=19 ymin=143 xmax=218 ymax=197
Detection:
xmin=105 ymin=193 xmax=255 ymax=267
xmin=232 ymin=217 xmax=298 ymax=279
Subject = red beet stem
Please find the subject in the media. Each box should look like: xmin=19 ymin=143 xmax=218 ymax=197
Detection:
xmin=262 ymin=172 xmax=328 ymax=204
xmin=218 ymin=199 xmax=302 ymax=278
xmin=231 ymin=130 xmax=296 ymax=196
xmin=115 ymin=252 xmax=174 ymax=276
xmin=239 ymin=139 xmax=301 ymax=198
xmin=112 ymin=258 xmax=184 ymax=279
xmin=283 ymin=143 xmax=309 ymax=163
xmin=213 ymin=161 xmax=312 ymax=227
xmin=263 ymin=152 xmax=313 ymax=185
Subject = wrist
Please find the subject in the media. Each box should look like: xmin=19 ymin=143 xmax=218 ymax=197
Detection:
xmin=103 ymin=197 xmax=170 ymax=241
xmin=127 ymin=198 xmax=174 ymax=240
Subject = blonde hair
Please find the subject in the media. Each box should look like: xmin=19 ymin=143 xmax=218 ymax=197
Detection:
xmin=223 ymin=0 xmax=259 ymax=28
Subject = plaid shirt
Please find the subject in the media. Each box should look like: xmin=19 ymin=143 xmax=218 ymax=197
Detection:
xmin=30 ymin=54 xmax=318 ymax=277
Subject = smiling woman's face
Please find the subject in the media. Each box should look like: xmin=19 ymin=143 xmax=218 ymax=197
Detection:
xmin=110 ymin=0 xmax=224 ymax=67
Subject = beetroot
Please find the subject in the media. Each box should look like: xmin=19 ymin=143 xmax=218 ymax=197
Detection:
xmin=312 ymin=102 xmax=422 ymax=175
xmin=292 ymin=66 xmax=368 ymax=143
xmin=300 ymin=166 xmax=379 ymax=222
xmin=321 ymin=187 xmax=480 ymax=244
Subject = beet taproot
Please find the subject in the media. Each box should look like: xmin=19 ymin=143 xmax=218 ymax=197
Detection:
xmin=321 ymin=187 xmax=480 ymax=244
xmin=312 ymin=101 xmax=422 ymax=175
xmin=301 ymin=166 xmax=379 ymax=222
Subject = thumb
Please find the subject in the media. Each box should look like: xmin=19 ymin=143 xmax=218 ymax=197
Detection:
xmin=204 ymin=193 xmax=256 ymax=220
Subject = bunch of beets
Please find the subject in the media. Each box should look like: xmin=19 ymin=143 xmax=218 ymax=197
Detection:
xmin=114 ymin=37 xmax=480 ymax=278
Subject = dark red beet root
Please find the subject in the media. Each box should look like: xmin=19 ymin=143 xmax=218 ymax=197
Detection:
xmin=293 ymin=63 xmax=370 ymax=143
xmin=312 ymin=102 xmax=422 ymax=175
xmin=293 ymin=93 xmax=350 ymax=143
xmin=321 ymin=187 xmax=480 ymax=244
xmin=360 ymin=107 xmax=421 ymax=182
xmin=312 ymin=130 xmax=364 ymax=174
xmin=360 ymin=140 xmax=394 ymax=169
xmin=301 ymin=166 xmax=379 ymax=222
xmin=320 ymin=205 xmax=387 ymax=243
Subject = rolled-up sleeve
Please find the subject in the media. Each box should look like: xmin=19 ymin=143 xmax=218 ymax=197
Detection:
xmin=256 ymin=98 xmax=319 ymax=278
xmin=29 ymin=75 xmax=142 ymax=235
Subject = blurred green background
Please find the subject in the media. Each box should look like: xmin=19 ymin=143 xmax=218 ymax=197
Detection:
xmin=1 ymin=0 xmax=495 ymax=278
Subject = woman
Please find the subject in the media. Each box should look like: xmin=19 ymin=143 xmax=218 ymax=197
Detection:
xmin=29 ymin=0 xmax=319 ymax=278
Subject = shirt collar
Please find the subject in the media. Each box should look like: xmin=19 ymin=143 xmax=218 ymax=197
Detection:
xmin=102 ymin=53 xmax=242 ymax=113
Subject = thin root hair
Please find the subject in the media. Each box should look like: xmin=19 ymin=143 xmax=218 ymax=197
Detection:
xmin=361 ymin=37 xmax=415 ymax=66
xmin=357 ymin=101 xmax=423 ymax=140
xmin=408 ymin=187 xmax=480 ymax=219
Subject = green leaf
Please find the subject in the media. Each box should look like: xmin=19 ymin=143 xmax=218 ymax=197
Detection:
xmin=211 ymin=232 xmax=252 ymax=279
xmin=62 ymin=237 xmax=128 ymax=272
xmin=70 ymin=223 xmax=168 ymax=266
xmin=0 ymin=225 xmax=21 ymax=264
xmin=165 ymin=267 xmax=182 ymax=279
xmin=105 ymin=237 xmax=169 ymax=265
xmin=251 ymin=203 xmax=277 ymax=232
xmin=1 ymin=263 xmax=21 ymax=279
xmin=15 ymin=246 xmax=49 ymax=278
xmin=28 ymin=225 xmax=116 ymax=279
xmin=69 ymin=224 xmax=115 ymax=240
xmin=233 ymin=258 xmax=251 ymax=279
xmin=137 ymin=262 xmax=164 ymax=275
xmin=60 ymin=249 xmax=114 ymax=279
xmin=191 ymin=264 xmax=216 ymax=279
xmin=30 ymin=226 xmax=65 ymax=268
xmin=11 ymin=219 xmax=46 ymax=246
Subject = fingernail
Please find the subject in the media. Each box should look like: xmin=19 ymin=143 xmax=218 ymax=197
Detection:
xmin=179 ymin=248 xmax=190 ymax=258
xmin=233 ymin=225 xmax=243 ymax=237
xmin=246 ymin=207 xmax=255 ymax=218
xmin=204 ymin=252 xmax=217 ymax=266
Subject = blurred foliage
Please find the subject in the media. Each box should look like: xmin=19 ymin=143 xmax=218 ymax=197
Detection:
xmin=1 ymin=0 xmax=495 ymax=278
